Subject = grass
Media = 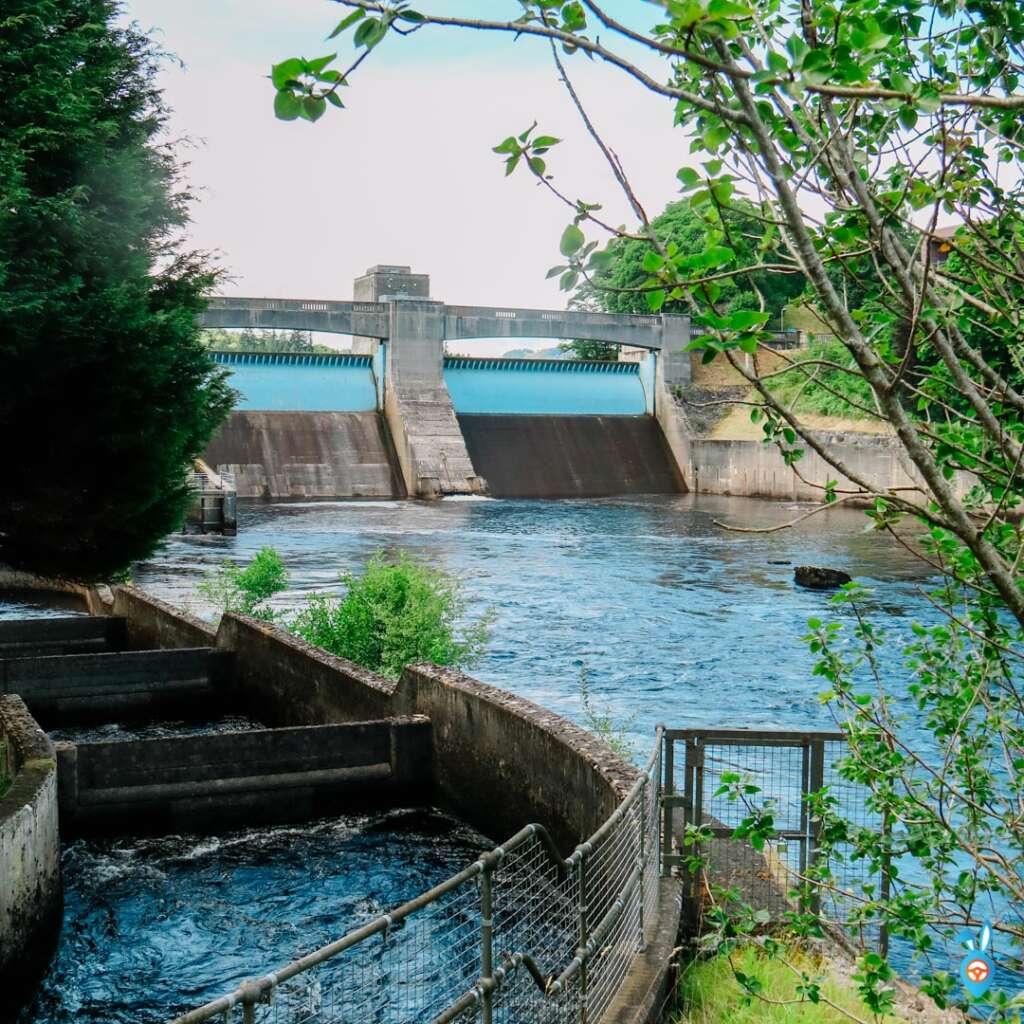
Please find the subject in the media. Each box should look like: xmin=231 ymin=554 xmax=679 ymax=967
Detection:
xmin=675 ymin=945 xmax=904 ymax=1024
xmin=767 ymin=337 xmax=879 ymax=421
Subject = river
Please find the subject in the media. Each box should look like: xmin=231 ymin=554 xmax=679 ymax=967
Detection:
xmin=134 ymin=493 xmax=934 ymax=753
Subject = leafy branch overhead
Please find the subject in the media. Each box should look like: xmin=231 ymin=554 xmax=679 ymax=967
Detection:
xmin=273 ymin=0 xmax=1024 ymax=1014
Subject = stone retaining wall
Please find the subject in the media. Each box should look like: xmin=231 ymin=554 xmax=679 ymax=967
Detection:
xmin=0 ymin=694 xmax=61 ymax=1014
xmin=690 ymin=433 xmax=972 ymax=501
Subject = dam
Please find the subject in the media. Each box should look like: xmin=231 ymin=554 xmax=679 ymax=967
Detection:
xmin=199 ymin=265 xmax=691 ymax=500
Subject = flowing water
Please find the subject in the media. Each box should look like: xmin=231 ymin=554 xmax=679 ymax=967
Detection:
xmin=7 ymin=494 xmax=952 ymax=1013
xmin=133 ymin=493 xmax=936 ymax=751
xmin=19 ymin=809 xmax=488 ymax=1024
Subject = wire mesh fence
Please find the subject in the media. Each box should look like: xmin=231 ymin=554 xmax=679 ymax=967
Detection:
xmin=662 ymin=728 xmax=886 ymax=952
xmin=167 ymin=731 xmax=663 ymax=1024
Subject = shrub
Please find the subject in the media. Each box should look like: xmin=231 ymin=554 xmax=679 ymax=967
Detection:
xmin=290 ymin=553 xmax=492 ymax=678
xmin=198 ymin=546 xmax=289 ymax=621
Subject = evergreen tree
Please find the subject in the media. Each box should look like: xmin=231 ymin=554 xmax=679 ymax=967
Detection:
xmin=0 ymin=0 xmax=234 ymax=580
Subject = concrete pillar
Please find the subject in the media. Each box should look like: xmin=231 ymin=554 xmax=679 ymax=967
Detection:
xmin=654 ymin=314 xmax=694 ymax=490
xmin=382 ymin=297 xmax=484 ymax=498
xmin=660 ymin=314 xmax=692 ymax=387
xmin=352 ymin=265 xmax=430 ymax=355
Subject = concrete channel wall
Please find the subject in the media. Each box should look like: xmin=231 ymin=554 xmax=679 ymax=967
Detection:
xmin=6 ymin=647 xmax=233 ymax=727
xmin=56 ymin=717 xmax=432 ymax=835
xmin=0 ymin=695 xmax=61 ymax=1014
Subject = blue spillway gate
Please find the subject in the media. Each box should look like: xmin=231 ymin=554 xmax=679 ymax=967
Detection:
xmin=211 ymin=351 xmax=378 ymax=412
xmin=443 ymin=356 xmax=654 ymax=416
xmin=211 ymin=350 xmax=657 ymax=416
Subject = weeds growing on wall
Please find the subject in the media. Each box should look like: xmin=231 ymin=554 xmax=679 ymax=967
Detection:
xmin=577 ymin=665 xmax=636 ymax=761
xmin=198 ymin=546 xmax=289 ymax=622
xmin=291 ymin=553 xmax=492 ymax=679
xmin=198 ymin=547 xmax=492 ymax=679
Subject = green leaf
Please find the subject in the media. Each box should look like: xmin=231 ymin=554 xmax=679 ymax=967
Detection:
xmin=354 ymin=18 xmax=386 ymax=48
xmin=532 ymin=135 xmax=561 ymax=149
xmin=492 ymin=137 xmax=520 ymax=155
xmin=273 ymin=89 xmax=302 ymax=121
xmin=642 ymin=251 xmax=665 ymax=273
xmin=646 ymin=289 xmax=667 ymax=312
xmin=329 ymin=9 xmax=365 ymax=38
xmin=299 ymin=95 xmax=327 ymax=122
xmin=528 ymin=156 xmax=546 ymax=176
xmin=546 ymin=265 xmax=567 ymax=279
xmin=396 ymin=9 xmax=426 ymax=22
xmin=305 ymin=53 xmax=337 ymax=76
xmin=728 ymin=309 xmax=770 ymax=329
xmin=898 ymin=106 xmax=918 ymax=130
xmin=325 ymin=91 xmax=345 ymax=109
xmin=703 ymin=123 xmax=731 ymax=151
xmin=559 ymin=224 xmax=586 ymax=256
xmin=271 ymin=58 xmax=305 ymax=89
xmin=677 ymin=166 xmax=701 ymax=189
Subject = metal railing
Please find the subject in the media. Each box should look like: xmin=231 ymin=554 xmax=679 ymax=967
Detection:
xmin=661 ymin=728 xmax=886 ymax=951
xmin=167 ymin=729 xmax=663 ymax=1024
xmin=443 ymin=356 xmax=640 ymax=375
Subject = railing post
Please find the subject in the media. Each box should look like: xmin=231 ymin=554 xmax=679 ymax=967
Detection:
xmin=638 ymin=775 xmax=647 ymax=950
xmin=807 ymin=738 xmax=826 ymax=916
xmin=240 ymin=980 xmax=259 ymax=1024
xmin=578 ymin=855 xmax=589 ymax=1024
xmin=480 ymin=866 xmax=495 ymax=1024
xmin=661 ymin=734 xmax=674 ymax=877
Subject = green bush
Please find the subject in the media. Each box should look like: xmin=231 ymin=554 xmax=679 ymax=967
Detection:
xmin=290 ymin=553 xmax=492 ymax=679
xmin=198 ymin=546 xmax=289 ymax=621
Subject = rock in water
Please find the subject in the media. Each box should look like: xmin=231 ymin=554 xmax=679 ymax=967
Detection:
xmin=794 ymin=566 xmax=852 ymax=589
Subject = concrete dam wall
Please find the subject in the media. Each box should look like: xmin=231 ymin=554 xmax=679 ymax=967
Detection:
xmin=204 ymin=410 xmax=405 ymax=499
xmin=459 ymin=414 xmax=684 ymax=498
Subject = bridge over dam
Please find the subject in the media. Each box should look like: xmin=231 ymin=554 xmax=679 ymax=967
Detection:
xmin=199 ymin=265 xmax=694 ymax=499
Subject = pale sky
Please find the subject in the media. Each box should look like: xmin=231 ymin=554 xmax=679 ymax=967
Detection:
xmin=122 ymin=1 xmax=687 ymax=326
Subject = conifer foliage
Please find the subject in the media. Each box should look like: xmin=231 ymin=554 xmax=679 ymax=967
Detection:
xmin=0 ymin=1 xmax=233 ymax=580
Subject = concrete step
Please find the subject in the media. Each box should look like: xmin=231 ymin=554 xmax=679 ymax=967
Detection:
xmin=56 ymin=716 xmax=432 ymax=834
xmin=2 ymin=647 xmax=233 ymax=727
xmin=0 ymin=616 xmax=127 ymax=659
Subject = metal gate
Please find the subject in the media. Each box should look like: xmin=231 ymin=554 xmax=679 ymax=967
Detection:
xmin=661 ymin=728 xmax=886 ymax=952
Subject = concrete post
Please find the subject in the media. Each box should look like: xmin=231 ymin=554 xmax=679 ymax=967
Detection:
xmin=653 ymin=315 xmax=694 ymax=490
xmin=659 ymin=314 xmax=692 ymax=387
xmin=381 ymin=296 xmax=485 ymax=498
xmin=352 ymin=264 xmax=430 ymax=355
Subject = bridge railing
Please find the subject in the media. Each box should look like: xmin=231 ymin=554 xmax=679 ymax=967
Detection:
xmin=205 ymin=297 xmax=383 ymax=314
xmin=167 ymin=728 xmax=664 ymax=1024
xmin=443 ymin=305 xmax=663 ymax=328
